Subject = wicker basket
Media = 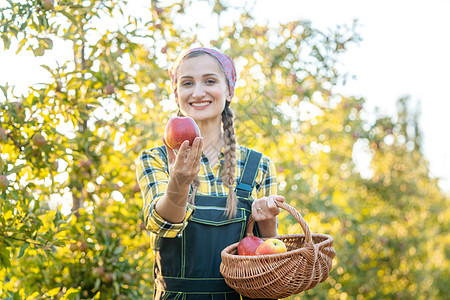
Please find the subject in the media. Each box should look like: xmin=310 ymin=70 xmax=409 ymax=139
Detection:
xmin=220 ymin=201 xmax=335 ymax=299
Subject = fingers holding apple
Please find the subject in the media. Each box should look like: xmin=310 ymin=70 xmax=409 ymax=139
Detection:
xmin=185 ymin=136 xmax=203 ymax=170
xmin=163 ymin=115 xmax=203 ymax=164
xmin=163 ymin=116 xmax=204 ymax=184
xmin=162 ymin=136 xmax=177 ymax=165
xmin=173 ymin=138 xmax=203 ymax=167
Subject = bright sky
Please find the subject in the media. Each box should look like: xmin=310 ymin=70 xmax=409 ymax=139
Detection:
xmin=1 ymin=0 xmax=449 ymax=193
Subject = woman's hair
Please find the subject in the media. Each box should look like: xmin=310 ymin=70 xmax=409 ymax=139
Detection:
xmin=176 ymin=51 xmax=238 ymax=219
xmin=221 ymin=101 xmax=238 ymax=218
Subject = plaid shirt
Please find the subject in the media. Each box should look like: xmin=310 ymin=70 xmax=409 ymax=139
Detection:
xmin=135 ymin=145 xmax=277 ymax=238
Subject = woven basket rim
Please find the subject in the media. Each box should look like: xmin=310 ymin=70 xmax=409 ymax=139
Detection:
xmin=221 ymin=232 xmax=334 ymax=260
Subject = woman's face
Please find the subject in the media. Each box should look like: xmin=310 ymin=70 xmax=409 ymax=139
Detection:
xmin=176 ymin=54 xmax=230 ymax=125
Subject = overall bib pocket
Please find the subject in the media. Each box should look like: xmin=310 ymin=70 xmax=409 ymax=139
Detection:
xmin=183 ymin=200 xmax=250 ymax=278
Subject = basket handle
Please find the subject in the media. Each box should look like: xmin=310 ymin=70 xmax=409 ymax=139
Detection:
xmin=245 ymin=200 xmax=312 ymax=244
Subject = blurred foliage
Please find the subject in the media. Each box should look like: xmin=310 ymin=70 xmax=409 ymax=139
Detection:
xmin=0 ymin=0 xmax=448 ymax=299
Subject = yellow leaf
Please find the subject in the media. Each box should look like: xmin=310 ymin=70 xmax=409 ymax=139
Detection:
xmin=69 ymin=215 xmax=77 ymax=226
xmin=26 ymin=292 xmax=40 ymax=300
xmin=4 ymin=210 xmax=13 ymax=220
xmin=47 ymin=287 xmax=61 ymax=297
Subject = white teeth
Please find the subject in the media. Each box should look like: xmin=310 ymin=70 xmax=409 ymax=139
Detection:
xmin=191 ymin=102 xmax=211 ymax=107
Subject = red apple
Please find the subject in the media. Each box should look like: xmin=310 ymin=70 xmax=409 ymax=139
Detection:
xmin=255 ymin=238 xmax=287 ymax=255
xmin=0 ymin=128 xmax=7 ymax=142
xmin=10 ymin=102 xmax=25 ymax=121
xmin=103 ymin=84 xmax=115 ymax=95
xmin=55 ymin=80 xmax=62 ymax=92
xmin=41 ymin=0 xmax=54 ymax=10
xmin=122 ymin=273 xmax=132 ymax=284
xmin=78 ymin=241 xmax=88 ymax=252
xmin=102 ymin=273 xmax=113 ymax=283
xmin=237 ymin=236 xmax=264 ymax=256
xmin=32 ymin=133 xmax=46 ymax=148
xmin=69 ymin=243 xmax=78 ymax=252
xmin=79 ymin=159 xmax=92 ymax=169
xmin=0 ymin=175 xmax=9 ymax=190
xmin=10 ymin=102 xmax=23 ymax=112
xmin=52 ymin=160 xmax=59 ymax=171
xmin=164 ymin=116 xmax=201 ymax=150
xmin=92 ymin=266 xmax=105 ymax=278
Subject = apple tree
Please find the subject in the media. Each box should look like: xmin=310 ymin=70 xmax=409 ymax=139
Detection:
xmin=205 ymin=7 xmax=449 ymax=300
xmin=0 ymin=0 xmax=172 ymax=298
xmin=1 ymin=0 xmax=448 ymax=299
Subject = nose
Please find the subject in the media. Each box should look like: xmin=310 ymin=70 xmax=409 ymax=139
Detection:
xmin=192 ymin=84 xmax=206 ymax=99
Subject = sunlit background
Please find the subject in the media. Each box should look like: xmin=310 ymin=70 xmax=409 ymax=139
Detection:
xmin=1 ymin=0 xmax=449 ymax=194
xmin=1 ymin=1 xmax=449 ymax=299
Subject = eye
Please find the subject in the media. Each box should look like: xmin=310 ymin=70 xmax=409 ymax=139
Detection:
xmin=206 ymin=79 xmax=217 ymax=85
xmin=181 ymin=81 xmax=193 ymax=87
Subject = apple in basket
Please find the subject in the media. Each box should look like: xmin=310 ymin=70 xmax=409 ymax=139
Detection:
xmin=255 ymin=238 xmax=287 ymax=255
xmin=237 ymin=236 xmax=264 ymax=256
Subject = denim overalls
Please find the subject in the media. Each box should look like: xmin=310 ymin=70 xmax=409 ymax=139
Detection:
xmin=152 ymin=148 xmax=271 ymax=300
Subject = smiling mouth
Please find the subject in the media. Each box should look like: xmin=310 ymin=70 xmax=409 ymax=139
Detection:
xmin=190 ymin=101 xmax=211 ymax=107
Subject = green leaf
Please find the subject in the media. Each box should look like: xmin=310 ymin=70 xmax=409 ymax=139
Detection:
xmin=16 ymin=37 xmax=27 ymax=53
xmin=9 ymin=26 xmax=18 ymax=36
xmin=0 ymin=84 xmax=8 ymax=98
xmin=40 ymin=64 xmax=54 ymax=74
xmin=32 ymin=46 xmax=46 ymax=57
xmin=38 ymin=37 xmax=53 ymax=50
xmin=113 ymin=281 xmax=120 ymax=295
xmin=17 ymin=243 xmax=29 ymax=259
xmin=60 ymin=10 xmax=78 ymax=25
xmin=10 ymin=190 xmax=19 ymax=200
xmin=93 ymin=277 xmax=101 ymax=292
xmin=6 ymin=163 xmax=28 ymax=175
xmin=1 ymin=34 xmax=11 ymax=50
xmin=0 ymin=248 xmax=11 ymax=269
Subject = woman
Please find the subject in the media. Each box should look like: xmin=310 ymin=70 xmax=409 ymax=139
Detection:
xmin=136 ymin=47 xmax=284 ymax=299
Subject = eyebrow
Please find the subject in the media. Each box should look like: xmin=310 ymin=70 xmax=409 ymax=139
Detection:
xmin=180 ymin=73 xmax=220 ymax=80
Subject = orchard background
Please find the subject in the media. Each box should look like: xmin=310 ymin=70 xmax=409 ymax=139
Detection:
xmin=0 ymin=0 xmax=448 ymax=299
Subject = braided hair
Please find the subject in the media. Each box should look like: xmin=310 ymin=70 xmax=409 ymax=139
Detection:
xmin=221 ymin=101 xmax=238 ymax=218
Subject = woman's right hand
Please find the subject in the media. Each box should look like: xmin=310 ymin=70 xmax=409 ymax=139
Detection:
xmin=156 ymin=137 xmax=203 ymax=223
xmin=163 ymin=136 xmax=204 ymax=188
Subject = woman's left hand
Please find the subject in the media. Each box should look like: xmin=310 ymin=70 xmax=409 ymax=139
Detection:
xmin=252 ymin=195 xmax=285 ymax=222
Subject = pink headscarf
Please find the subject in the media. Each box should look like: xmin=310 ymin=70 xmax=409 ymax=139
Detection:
xmin=169 ymin=47 xmax=237 ymax=99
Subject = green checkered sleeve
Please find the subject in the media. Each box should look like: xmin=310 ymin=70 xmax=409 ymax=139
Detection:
xmin=135 ymin=147 xmax=194 ymax=238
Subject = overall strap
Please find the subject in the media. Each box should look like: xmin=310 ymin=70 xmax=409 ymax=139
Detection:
xmin=235 ymin=149 xmax=263 ymax=198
